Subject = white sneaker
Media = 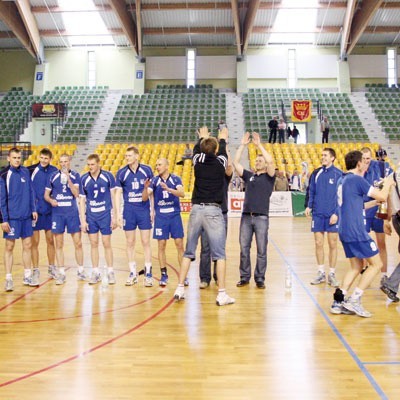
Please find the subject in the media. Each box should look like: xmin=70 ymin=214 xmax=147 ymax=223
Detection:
xmin=5 ymin=278 xmax=13 ymax=292
xmin=48 ymin=266 xmax=57 ymax=279
xmin=55 ymin=273 xmax=66 ymax=285
xmin=125 ymin=272 xmax=138 ymax=286
xmin=328 ymin=272 xmax=340 ymax=287
xmin=310 ymin=271 xmax=326 ymax=285
xmin=29 ymin=269 xmax=40 ymax=287
xmin=342 ymin=297 xmax=372 ymax=318
xmin=144 ymin=273 xmax=153 ymax=287
xmin=174 ymin=286 xmax=185 ymax=301
xmin=216 ymin=292 xmax=235 ymax=306
xmin=108 ymin=270 xmax=116 ymax=285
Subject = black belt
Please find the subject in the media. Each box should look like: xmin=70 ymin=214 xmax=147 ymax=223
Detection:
xmin=198 ymin=203 xmax=221 ymax=208
xmin=243 ymin=212 xmax=267 ymax=217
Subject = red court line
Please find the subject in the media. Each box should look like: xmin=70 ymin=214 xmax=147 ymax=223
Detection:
xmin=0 ymin=295 xmax=176 ymax=388
xmin=0 ymin=291 xmax=164 ymax=324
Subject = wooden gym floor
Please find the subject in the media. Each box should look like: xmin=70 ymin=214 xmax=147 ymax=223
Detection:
xmin=0 ymin=216 xmax=399 ymax=400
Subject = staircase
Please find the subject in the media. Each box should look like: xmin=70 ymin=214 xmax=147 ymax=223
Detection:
xmin=72 ymin=90 xmax=126 ymax=171
xmin=349 ymin=91 xmax=400 ymax=164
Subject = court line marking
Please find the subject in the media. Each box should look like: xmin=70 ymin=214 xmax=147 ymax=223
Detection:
xmin=363 ymin=362 xmax=400 ymax=365
xmin=270 ymin=237 xmax=388 ymax=400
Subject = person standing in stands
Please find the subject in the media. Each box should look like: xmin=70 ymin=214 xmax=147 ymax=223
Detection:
xmin=115 ymin=146 xmax=154 ymax=286
xmin=0 ymin=147 xmax=37 ymax=291
xmin=292 ymin=125 xmax=299 ymax=143
xmin=173 ymin=126 xmax=235 ymax=306
xmin=29 ymin=148 xmax=58 ymax=286
xmin=44 ymin=154 xmax=84 ymax=285
xmin=278 ymin=118 xmax=286 ymax=144
xmin=321 ymin=116 xmax=330 ymax=143
xmin=306 ymin=148 xmax=342 ymax=288
xmin=80 ymin=154 xmax=117 ymax=285
xmin=330 ymin=150 xmax=393 ymax=317
xmin=268 ymin=116 xmax=278 ymax=143
xmin=234 ymin=132 xmax=275 ymax=289
xmin=142 ymin=158 xmax=184 ymax=287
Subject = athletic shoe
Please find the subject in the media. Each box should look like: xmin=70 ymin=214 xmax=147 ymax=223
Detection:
xmin=380 ymin=284 xmax=400 ymax=302
xmin=48 ymin=266 xmax=57 ymax=279
xmin=159 ymin=273 xmax=168 ymax=287
xmin=310 ymin=271 xmax=326 ymax=285
xmin=327 ymin=272 xmax=340 ymax=287
xmin=144 ymin=273 xmax=153 ymax=287
xmin=125 ymin=272 xmax=138 ymax=286
xmin=23 ymin=275 xmax=32 ymax=285
xmin=4 ymin=278 xmax=13 ymax=292
xmin=216 ymin=292 xmax=235 ymax=306
xmin=174 ymin=286 xmax=185 ymax=301
xmin=89 ymin=271 xmax=102 ymax=285
xmin=29 ymin=269 xmax=40 ymax=287
xmin=330 ymin=300 xmax=355 ymax=315
xmin=199 ymin=281 xmax=209 ymax=289
xmin=184 ymin=277 xmax=189 ymax=286
xmin=77 ymin=271 xmax=87 ymax=281
xmin=55 ymin=273 xmax=66 ymax=285
xmin=342 ymin=298 xmax=372 ymax=318
xmin=108 ymin=271 xmax=116 ymax=285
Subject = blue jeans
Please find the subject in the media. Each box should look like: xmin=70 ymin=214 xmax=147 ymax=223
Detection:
xmin=199 ymin=213 xmax=228 ymax=283
xmin=239 ymin=214 xmax=270 ymax=283
xmin=183 ymin=204 xmax=226 ymax=261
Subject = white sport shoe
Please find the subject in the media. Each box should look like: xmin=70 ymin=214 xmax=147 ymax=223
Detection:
xmin=55 ymin=273 xmax=66 ymax=285
xmin=342 ymin=297 xmax=372 ymax=318
xmin=216 ymin=292 xmax=235 ymax=306
xmin=327 ymin=272 xmax=340 ymax=287
xmin=5 ymin=278 xmax=14 ymax=292
xmin=310 ymin=271 xmax=326 ymax=285
xmin=174 ymin=286 xmax=185 ymax=301
xmin=48 ymin=266 xmax=57 ymax=279
xmin=89 ymin=271 xmax=102 ymax=285
xmin=108 ymin=271 xmax=116 ymax=285
xmin=29 ymin=269 xmax=40 ymax=287
xmin=144 ymin=273 xmax=153 ymax=287
xmin=125 ymin=272 xmax=138 ymax=286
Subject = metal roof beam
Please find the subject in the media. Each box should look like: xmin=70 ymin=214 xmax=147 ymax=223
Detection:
xmin=346 ymin=0 xmax=384 ymax=55
xmin=108 ymin=0 xmax=138 ymax=54
xmin=242 ymin=0 xmax=261 ymax=54
xmin=0 ymin=0 xmax=37 ymax=59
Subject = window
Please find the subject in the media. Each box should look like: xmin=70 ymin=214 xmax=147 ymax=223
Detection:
xmin=387 ymin=48 xmax=397 ymax=87
xmin=88 ymin=51 xmax=96 ymax=88
xmin=186 ymin=49 xmax=196 ymax=88
xmin=288 ymin=49 xmax=296 ymax=88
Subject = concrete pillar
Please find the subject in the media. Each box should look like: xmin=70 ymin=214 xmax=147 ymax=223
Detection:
xmin=237 ymin=58 xmax=248 ymax=94
xmin=337 ymin=60 xmax=351 ymax=94
xmin=33 ymin=62 xmax=49 ymax=96
xmin=134 ymin=62 xmax=145 ymax=95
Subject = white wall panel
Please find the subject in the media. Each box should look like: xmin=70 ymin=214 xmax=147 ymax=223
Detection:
xmin=297 ymin=54 xmax=338 ymax=78
xmin=348 ymin=55 xmax=386 ymax=78
xmin=146 ymin=56 xmax=186 ymax=79
xmin=247 ymin=55 xmax=288 ymax=78
xmin=196 ymin=56 xmax=236 ymax=79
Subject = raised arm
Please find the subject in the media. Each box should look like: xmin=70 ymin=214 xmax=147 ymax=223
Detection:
xmin=233 ymin=132 xmax=251 ymax=178
xmin=252 ymin=132 xmax=275 ymax=177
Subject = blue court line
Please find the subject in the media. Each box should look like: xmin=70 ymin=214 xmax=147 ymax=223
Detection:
xmin=270 ymin=237 xmax=388 ymax=400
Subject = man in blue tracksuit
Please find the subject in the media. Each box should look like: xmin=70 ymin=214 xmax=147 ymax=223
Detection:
xmin=0 ymin=147 xmax=37 ymax=291
xmin=361 ymin=147 xmax=392 ymax=282
xmin=306 ymin=148 xmax=343 ymax=287
xmin=28 ymin=148 xmax=58 ymax=286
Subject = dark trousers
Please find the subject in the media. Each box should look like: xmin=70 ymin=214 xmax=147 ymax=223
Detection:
xmin=322 ymin=130 xmax=329 ymax=143
xmin=268 ymin=129 xmax=277 ymax=143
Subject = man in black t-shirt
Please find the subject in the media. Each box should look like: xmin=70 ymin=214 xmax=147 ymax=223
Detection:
xmin=233 ymin=132 xmax=276 ymax=289
xmin=173 ymin=127 xmax=235 ymax=306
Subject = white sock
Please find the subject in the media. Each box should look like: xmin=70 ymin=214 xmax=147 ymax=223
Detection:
xmin=145 ymin=263 xmax=152 ymax=274
xmin=218 ymin=289 xmax=226 ymax=294
xmin=318 ymin=265 xmax=325 ymax=273
xmin=78 ymin=266 xmax=84 ymax=273
xmin=6 ymin=273 xmax=12 ymax=280
xmin=129 ymin=262 xmax=137 ymax=274
xmin=341 ymin=288 xmax=347 ymax=296
xmin=329 ymin=268 xmax=335 ymax=275
xmin=108 ymin=267 xmax=114 ymax=272
xmin=59 ymin=267 xmax=65 ymax=275
xmin=93 ymin=267 xmax=100 ymax=274
xmin=24 ymin=269 xmax=31 ymax=278
xmin=351 ymin=287 xmax=364 ymax=300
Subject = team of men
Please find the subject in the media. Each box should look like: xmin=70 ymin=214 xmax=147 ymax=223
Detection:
xmin=0 ymin=139 xmax=398 ymax=315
